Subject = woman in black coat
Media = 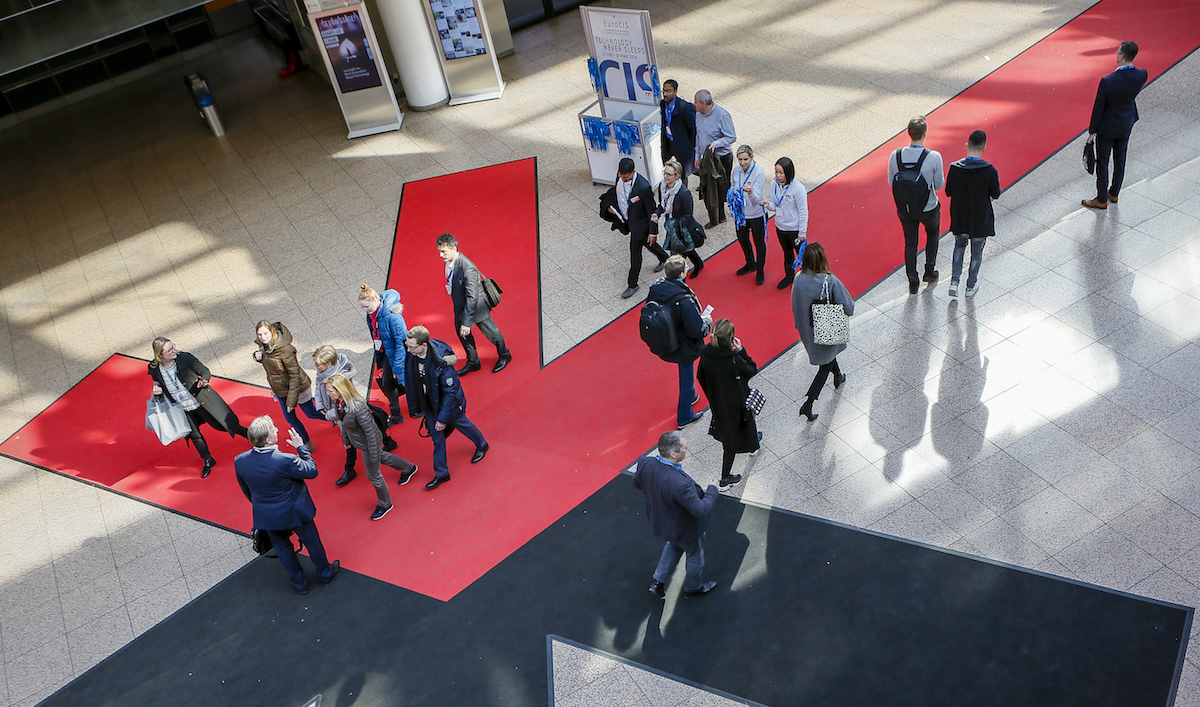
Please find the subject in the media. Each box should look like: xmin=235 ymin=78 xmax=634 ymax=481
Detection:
xmin=696 ymin=319 xmax=760 ymax=489
xmin=652 ymin=158 xmax=705 ymax=278
xmin=147 ymin=337 xmax=247 ymax=478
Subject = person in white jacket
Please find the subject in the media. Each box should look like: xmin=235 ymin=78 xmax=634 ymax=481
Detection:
xmin=769 ymin=156 xmax=809 ymax=290
xmin=732 ymin=145 xmax=768 ymax=285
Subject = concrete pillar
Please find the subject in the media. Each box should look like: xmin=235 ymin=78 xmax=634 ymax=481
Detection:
xmin=373 ymin=0 xmax=449 ymax=111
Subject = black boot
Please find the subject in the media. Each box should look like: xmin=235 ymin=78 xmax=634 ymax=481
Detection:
xmin=799 ymin=398 xmax=818 ymax=422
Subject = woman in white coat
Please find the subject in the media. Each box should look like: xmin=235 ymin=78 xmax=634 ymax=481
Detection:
xmin=769 ymin=156 xmax=809 ymax=290
xmin=731 ymin=144 xmax=768 ymax=285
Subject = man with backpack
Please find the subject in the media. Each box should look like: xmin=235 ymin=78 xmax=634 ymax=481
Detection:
xmin=644 ymin=256 xmax=712 ymax=429
xmin=888 ymin=115 xmax=945 ymax=294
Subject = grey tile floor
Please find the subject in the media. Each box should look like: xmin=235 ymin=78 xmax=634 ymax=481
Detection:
xmin=1 ymin=0 xmax=1199 ymax=704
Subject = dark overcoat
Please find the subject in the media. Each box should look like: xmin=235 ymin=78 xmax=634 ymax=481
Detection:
xmin=147 ymin=351 xmax=241 ymax=436
xmin=696 ymin=344 xmax=760 ymax=453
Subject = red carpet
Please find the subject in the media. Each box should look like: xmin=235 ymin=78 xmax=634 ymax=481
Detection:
xmin=4 ymin=0 xmax=1199 ymax=602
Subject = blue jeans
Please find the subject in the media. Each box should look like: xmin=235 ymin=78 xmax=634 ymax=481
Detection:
xmin=268 ymin=520 xmax=334 ymax=591
xmin=654 ymin=535 xmax=705 ymax=592
xmin=426 ymin=411 xmax=487 ymax=479
xmin=277 ymin=396 xmax=322 ymax=443
xmin=951 ymin=235 xmax=987 ymax=289
xmin=677 ymin=361 xmax=696 ymax=427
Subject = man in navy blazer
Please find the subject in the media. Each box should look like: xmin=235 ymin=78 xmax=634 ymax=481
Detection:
xmin=1083 ymin=40 xmax=1148 ymax=210
xmin=437 ymin=233 xmax=511 ymax=375
xmin=632 ymin=431 xmax=718 ymax=599
xmin=610 ymin=158 xmax=668 ymax=299
xmin=235 ymin=415 xmax=339 ymax=594
xmin=660 ymin=79 xmax=697 ymax=186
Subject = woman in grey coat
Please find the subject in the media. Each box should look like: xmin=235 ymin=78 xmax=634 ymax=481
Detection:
xmin=790 ymin=242 xmax=854 ymax=421
xmin=324 ymin=374 xmax=417 ymax=521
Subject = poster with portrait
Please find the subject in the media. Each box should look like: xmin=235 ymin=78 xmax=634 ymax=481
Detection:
xmin=316 ymin=10 xmax=384 ymax=93
xmin=428 ymin=0 xmax=488 ymax=60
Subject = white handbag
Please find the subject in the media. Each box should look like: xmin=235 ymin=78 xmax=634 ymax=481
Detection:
xmin=810 ymin=275 xmax=849 ymax=346
xmin=146 ymin=396 xmax=191 ymax=446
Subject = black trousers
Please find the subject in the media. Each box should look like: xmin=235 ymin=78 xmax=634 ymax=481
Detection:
xmin=1095 ymin=133 xmax=1130 ymax=202
xmin=457 ymin=314 xmax=509 ymax=367
xmin=628 ymin=233 xmax=669 ymax=288
xmin=184 ymin=405 xmax=245 ymax=462
xmin=374 ymin=352 xmax=405 ymax=417
xmin=736 ymin=216 xmax=767 ymax=274
xmin=776 ymin=228 xmax=800 ymax=281
xmin=806 ymin=358 xmax=841 ymax=401
xmin=898 ymin=207 xmax=940 ymax=285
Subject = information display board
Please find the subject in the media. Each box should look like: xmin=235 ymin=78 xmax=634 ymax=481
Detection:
xmin=581 ymin=7 xmax=658 ymax=110
xmin=429 ymin=0 xmax=487 ymax=60
xmin=315 ymin=9 xmax=383 ymax=93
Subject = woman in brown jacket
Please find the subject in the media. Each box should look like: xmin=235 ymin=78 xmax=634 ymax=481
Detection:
xmin=254 ymin=320 xmax=322 ymax=450
xmin=325 ymin=373 xmax=417 ymax=520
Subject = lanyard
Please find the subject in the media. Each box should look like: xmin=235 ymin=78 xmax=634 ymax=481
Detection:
xmin=739 ymin=163 xmax=758 ymax=193
xmin=773 ymin=179 xmax=789 ymax=206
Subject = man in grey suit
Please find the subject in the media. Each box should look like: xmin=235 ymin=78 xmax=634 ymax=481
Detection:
xmin=235 ymin=415 xmax=340 ymax=594
xmin=437 ymin=233 xmax=511 ymax=375
xmin=632 ymin=431 xmax=718 ymax=599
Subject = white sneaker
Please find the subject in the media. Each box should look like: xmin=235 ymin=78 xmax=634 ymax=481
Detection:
xmin=948 ymin=281 xmax=959 ymax=297
xmin=965 ymin=284 xmax=977 ymax=297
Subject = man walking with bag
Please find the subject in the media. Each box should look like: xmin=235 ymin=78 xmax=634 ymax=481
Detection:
xmin=646 ymin=255 xmax=711 ymax=429
xmin=437 ymin=233 xmax=511 ymax=375
xmin=888 ymin=116 xmax=944 ymax=294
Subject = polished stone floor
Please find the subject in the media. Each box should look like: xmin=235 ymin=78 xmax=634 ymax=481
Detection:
xmin=2 ymin=0 xmax=1200 ymax=704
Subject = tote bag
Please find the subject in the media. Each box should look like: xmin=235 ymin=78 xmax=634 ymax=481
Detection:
xmin=146 ymin=396 xmax=190 ymax=446
xmin=810 ymin=275 xmax=850 ymax=346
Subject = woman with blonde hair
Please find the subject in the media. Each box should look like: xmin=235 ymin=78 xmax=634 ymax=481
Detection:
xmin=358 ymin=284 xmax=407 ymax=425
xmin=651 ymin=158 xmax=705 ymax=278
xmin=253 ymin=320 xmax=322 ymax=450
xmin=790 ymin=243 xmax=854 ymax=421
xmin=325 ymin=373 xmax=417 ymax=520
xmin=147 ymin=337 xmax=247 ymax=477
xmin=730 ymin=144 xmax=768 ymax=285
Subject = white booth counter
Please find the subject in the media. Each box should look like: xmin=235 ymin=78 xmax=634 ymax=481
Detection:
xmin=578 ymin=97 xmax=663 ymax=187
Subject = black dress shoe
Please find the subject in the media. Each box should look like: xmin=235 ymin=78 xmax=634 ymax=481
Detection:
xmin=736 ymin=265 xmax=755 ymax=276
xmin=426 ymin=475 xmax=451 ymax=490
xmin=777 ymin=275 xmax=794 ymax=289
xmin=321 ymin=560 xmax=341 ymax=585
xmin=471 ymin=445 xmax=489 ymax=463
xmin=908 ymin=281 xmax=919 ymax=295
xmin=335 ymin=469 xmax=357 ymax=486
xmin=923 ymin=269 xmax=940 ymax=282
xmin=456 ymin=363 xmax=482 ymax=376
xmin=492 ymin=355 xmax=511 ymax=373
xmin=387 ymin=413 xmax=405 ymax=426
xmin=755 ymin=271 xmax=765 ymax=286
xmin=202 ymin=458 xmax=216 ymax=478
xmin=653 ymin=260 xmax=667 ymax=273
xmin=688 ymin=263 xmax=703 ymax=280
xmin=649 ymin=581 xmax=666 ymax=598
xmin=683 ymin=581 xmax=717 ymax=598
xmin=677 ymin=412 xmax=703 ymax=429
xmin=703 ymin=221 xmax=717 ymax=229
xmin=382 ymin=435 xmax=398 ymax=451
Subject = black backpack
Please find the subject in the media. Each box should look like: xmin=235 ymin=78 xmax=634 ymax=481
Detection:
xmin=892 ymin=148 xmax=930 ymax=215
xmin=640 ymin=299 xmax=679 ymax=360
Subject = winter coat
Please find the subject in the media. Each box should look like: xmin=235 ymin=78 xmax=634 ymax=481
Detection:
xmin=147 ymin=352 xmax=241 ymax=436
xmin=791 ymin=272 xmax=854 ymax=365
xmin=697 ymin=344 xmax=761 ymax=452
xmin=337 ymin=399 xmax=385 ymax=469
xmin=404 ymin=339 xmax=466 ymax=425
xmin=370 ymin=289 xmax=408 ymax=387
xmin=646 ymin=277 xmax=710 ymax=364
xmin=254 ymin=322 xmax=312 ymax=409
xmin=313 ymin=352 xmax=356 ymax=420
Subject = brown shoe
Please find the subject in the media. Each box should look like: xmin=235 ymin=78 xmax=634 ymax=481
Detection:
xmin=1081 ymin=198 xmax=1107 ymax=210
xmin=1109 ymin=194 xmax=1119 ymax=203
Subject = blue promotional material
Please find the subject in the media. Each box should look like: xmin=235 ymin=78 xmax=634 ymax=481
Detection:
xmin=583 ymin=117 xmax=610 ymax=151
xmin=726 ymin=186 xmax=745 ymax=228
xmin=612 ymin=121 xmax=641 ymax=155
xmin=587 ymin=58 xmax=603 ymax=94
xmin=651 ymin=64 xmax=661 ymax=101
xmin=792 ymin=238 xmax=808 ymax=271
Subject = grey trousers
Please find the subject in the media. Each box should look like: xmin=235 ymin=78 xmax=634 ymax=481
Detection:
xmin=458 ymin=314 xmax=509 ymax=367
xmin=362 ymin=447 xmax=415 ymax=507
xmin=653 ymin=535 xmax=705 ymax=592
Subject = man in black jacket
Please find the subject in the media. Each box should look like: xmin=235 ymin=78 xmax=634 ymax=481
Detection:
xmin=437 ymin=233 xmax=511 ymax=375
xmin=608 ymin=158 xmax=668 ymax=299
xmin=945 ymin=130 xmax=1001 ymax=298
xmin=1082 ymin=40 xmax=1148 ymax=210
xmin=660 ymin=79 xmax=696 ymax=186
xmin=647 ymin=255 xmax=712 ymax=429
xmin=632 ymin=431 xmax=718 ymax=598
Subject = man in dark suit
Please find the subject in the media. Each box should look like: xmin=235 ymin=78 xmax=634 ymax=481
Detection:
xmin=647 ymin=255 xmax=711 ymax=429
xmin=660 ymin=79 xmax=696 ymax=187
xmin=436 ymin=233 xmax=511 ymax=375
xmin=404 ymin=325 xmax=488 ymax=490
xmin=632 ymin=431 xmax=718 ymax=599
xmin=235 ymin=416 xmax=339 ymax=594
xmin=608 ymin=157 xmax=667 ymax=299
xmin=1083 ymin=40 xmax=1148 ymax=210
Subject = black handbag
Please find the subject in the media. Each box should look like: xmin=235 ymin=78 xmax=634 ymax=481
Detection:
xmin=1083 ymin=140 xmax=1096 ymax=175
xmin=482 ymin=276 xmax=502 ymax=308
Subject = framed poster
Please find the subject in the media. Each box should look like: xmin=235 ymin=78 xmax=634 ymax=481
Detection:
xmin=581 ymin=7 xmax=658 ymax=108
xmin=315 ymin=9 xmax=383 ymax=93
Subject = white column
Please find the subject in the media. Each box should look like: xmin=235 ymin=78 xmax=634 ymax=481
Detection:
xmin=373 ymin=0 xmax=449 ymax=111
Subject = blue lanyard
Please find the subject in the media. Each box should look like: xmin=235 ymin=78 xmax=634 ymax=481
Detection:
xmin=664 ymin=99 xmax=675 ymax=124
xmin=773 ymin=179 xmax=790 ymax=206
xmin=739 ymin=163 xmax=757 ymax=191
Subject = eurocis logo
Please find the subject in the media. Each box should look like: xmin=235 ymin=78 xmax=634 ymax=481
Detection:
xmin=602 ymin=20 xmax=629 ymax=29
